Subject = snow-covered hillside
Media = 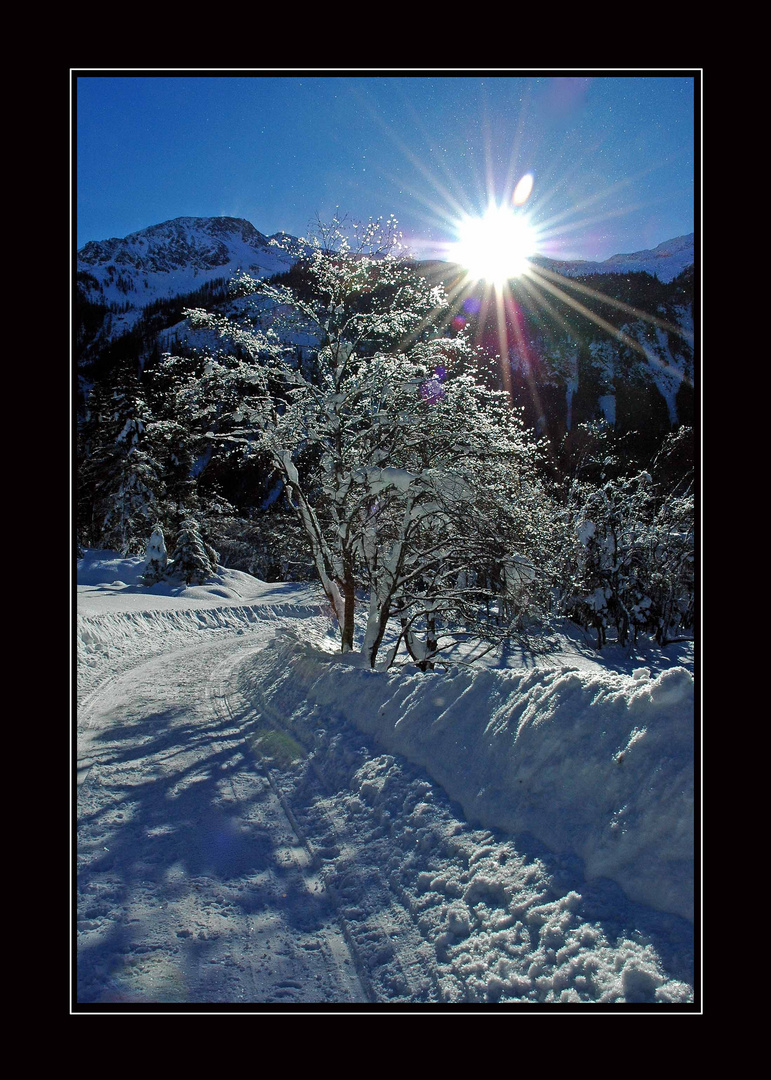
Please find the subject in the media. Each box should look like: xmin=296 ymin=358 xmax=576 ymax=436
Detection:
xmin=76 ymin=552 xmax=696 ymax=1008
xmin=533 ymin=234 xmax=695 ymax=283
xmin=77 ymin=217 xmax=695 ymax=315
xmin=77 ymin=216 xmax=305 ymax=308
xmin=76 ymin=216 xmax=695 ymax=442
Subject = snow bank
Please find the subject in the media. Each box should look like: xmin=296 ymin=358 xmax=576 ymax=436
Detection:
xmin=254 ymin=634 xmax=694 ymax=922
xmin=76 ymin=552 xmax=694 ymax=924
xmin=76 ymin=550 xmax=319 ymax=613
xmin=76 ymin=551 xmax=326 ymax=702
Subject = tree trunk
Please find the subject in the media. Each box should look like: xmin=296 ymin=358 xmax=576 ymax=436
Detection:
xmin=340 ymin=572 xmax=356 ymax=653
xmin=363 ymin=596 xmax=392 ymax=669
xmin=424 ymin=615 xmax=437 ymax=671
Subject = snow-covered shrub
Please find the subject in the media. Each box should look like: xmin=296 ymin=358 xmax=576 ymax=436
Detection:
xmin=641 ymin=491 xmax=694 ymax=645
xmin=141 ymin=523 xmax=168 ymax=585
xmin=560 ymin=462 xmax=694 ymax=648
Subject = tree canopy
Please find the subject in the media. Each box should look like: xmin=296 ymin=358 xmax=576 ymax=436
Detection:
xmin=164 ymin=217 xmax=556 ymax=667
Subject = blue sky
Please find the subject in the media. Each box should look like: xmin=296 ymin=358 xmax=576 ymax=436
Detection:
xmin=75 ymin=72 xmax=697 ymax=262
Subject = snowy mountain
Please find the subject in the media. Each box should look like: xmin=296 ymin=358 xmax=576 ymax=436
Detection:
xmin=423 ymin=250 xmax=695 ymax=449
xmin=531 ymin=234 xmax=695 ymax=284
xmin=77 ymin=216 xmax=306 ymax=308
xmin=77 ymin=217 xmax=695 ymax=308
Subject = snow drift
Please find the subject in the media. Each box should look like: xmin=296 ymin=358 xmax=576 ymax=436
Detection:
xmin=252 ymin=633 xmax=694 ymax=922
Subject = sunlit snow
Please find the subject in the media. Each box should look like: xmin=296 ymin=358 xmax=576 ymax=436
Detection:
xmin=76 ymin=552 xmax=695 ymax=1008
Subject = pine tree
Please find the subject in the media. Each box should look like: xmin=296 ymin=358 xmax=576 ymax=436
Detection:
xmin=78 ymin=359 xmax=166 ymax=554
xmin=168 ymin=519 xmax=217 ymax=585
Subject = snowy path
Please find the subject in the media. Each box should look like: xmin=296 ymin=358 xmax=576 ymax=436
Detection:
xmin=76 ymin=559 xmax=695 ymax=1007
xmin=77 ymin=629 xmax=372 ymax=1004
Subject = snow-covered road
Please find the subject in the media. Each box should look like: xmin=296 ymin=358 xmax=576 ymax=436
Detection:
xmin=75 ymin=555 xmax=695 ymax=1008
xmin=77 ymin=629 xmax=373 ymax=1003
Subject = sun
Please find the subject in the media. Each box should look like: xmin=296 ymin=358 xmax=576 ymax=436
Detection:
xmin=450 ymin=203 xmax=538 ymax=286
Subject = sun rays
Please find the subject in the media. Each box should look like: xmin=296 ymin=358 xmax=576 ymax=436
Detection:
xmin=416 ymin=170 xmax=693 ymax=400
xmin=348 ymin=78 xmax=693 ymax=407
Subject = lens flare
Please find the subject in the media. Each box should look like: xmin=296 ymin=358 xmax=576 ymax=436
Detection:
xmin=513 ymin=173 xmax=534 ymax=206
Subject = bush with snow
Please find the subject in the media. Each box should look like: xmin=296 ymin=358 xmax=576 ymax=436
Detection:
xmin=557 ymin=425 xmax=694 ymax=648
xmin=141 ymin=524 xmax=168 ymax=585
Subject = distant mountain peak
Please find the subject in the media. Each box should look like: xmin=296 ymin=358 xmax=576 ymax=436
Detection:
xmin=77 ymin=215 xmax=302 ymax=307
xmin=528 ymin=233 xmax=694 ymax=284
xmin=604 ymin=233 xmax=695 ymax=265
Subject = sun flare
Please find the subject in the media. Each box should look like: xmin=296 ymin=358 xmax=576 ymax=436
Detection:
xmin=450 ymin=204 xmax=538 ymax=286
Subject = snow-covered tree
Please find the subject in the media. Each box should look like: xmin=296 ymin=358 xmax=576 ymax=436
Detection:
xmin=557 ymin=425 xmax=695 ymax=648
xmin=565 ymin=473 xmax=655 ymax=647
xmin=141 ymin=523 xmax=168 ymax=585
xmin=165 ymin=217 xmax=555 ymax=667
xmin=644 ymin=489 xmax=694 ymax=645
xmin=167 ymin=518 xmax=218 ymax=585
xmin=78 ymin=361 xmax=166 ymax=555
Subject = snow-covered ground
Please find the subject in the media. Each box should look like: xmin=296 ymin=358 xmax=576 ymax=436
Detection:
xmin=75 ymin=552 xmax=697 ymax=1010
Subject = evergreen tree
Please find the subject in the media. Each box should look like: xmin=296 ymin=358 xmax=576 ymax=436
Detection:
xmin=77 ymin=359 xmax=166 ymax=554
xmin=141 ymin=523 xmax=168 ymax=585
xmin=168 ymin=519 xmax=217 ymax=585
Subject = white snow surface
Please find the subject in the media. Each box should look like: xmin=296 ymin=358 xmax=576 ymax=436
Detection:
xmin=76 ymin=552 xmax=696 ymax=1008
xmin=270 ymin=641 xmax=694 ymax=922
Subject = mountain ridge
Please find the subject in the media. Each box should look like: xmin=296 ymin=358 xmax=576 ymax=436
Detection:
xmin=76 ymin=215 xmax=695 ymax=458
xmin=531 ymin=233 xmax=694 ymax=284
xmin=77 ymin=216 xmax=696 ymax=308
xmin=77 ymin=216 xmax=305 ymax=308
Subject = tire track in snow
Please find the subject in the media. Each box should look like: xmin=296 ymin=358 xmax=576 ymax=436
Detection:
xmin=76 ymin=599 xmax=328 ymax=708
xmin=230 ymin=638 xmax=696 ymax=1005
xmin=76 ymin=600 xmax=695 ymax=1005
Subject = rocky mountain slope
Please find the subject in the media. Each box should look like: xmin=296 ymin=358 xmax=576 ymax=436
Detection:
xmin=77 ymin=216 xmax=305 ymax=308
xmin=77 ymin=217 xmax=694 ymax=306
